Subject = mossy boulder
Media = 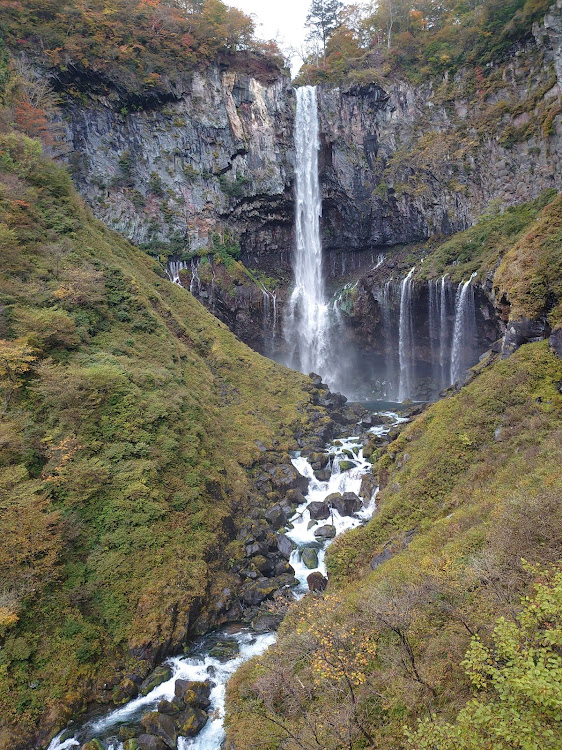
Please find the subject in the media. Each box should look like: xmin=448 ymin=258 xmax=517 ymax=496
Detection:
xmin=136 ymin=737 xmax=166 ymax=750
xmin=301 ymin=547 xmax=319 ymax=569
xmin=338 ymin=460 xmax=356 ymax=471
xmin=118 ymin=726 xmax=138 ymax=740
xmin=176 ymin=706 xmax=208 ymax=737
xmin=81 ymin=741 xmax=103 ymax=750
xmin=314 ymin=525 xmax=337 ymax=539
xmin=209 ymin=638 xmax=241 ymax=661
xmin=140 ymin=666 xmax=172 ymax=696
xmin=174 ymin=679 xmax=212 ymax=708
xmin=140 ymin=711 xmax=177 ymax=749
xmin=113 ymin=677 xmax=139 ymax=705
xmin=123 ymin=741 xmax=139 ymax=750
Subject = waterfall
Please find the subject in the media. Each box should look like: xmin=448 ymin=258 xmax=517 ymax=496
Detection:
xmin=284 ymin=86 xmax=329 ymax=377
xmin=450 ymin=272 xmax=477 ymax=385
xmin=439 ymin=275 xmax=449 ymax=389
xmin=428 ymin=279 xmax=440 ymax=392
xmin=167 ymin=260 xmax=188 ymax=284
xmin=398 ymin=268 xmax=415 ymax=401
xmin=381 ymin=280 xmax=396 ymax=399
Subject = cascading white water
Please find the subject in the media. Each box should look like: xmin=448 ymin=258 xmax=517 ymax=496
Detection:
xmin=284 ymin=86 xmax=330 ymax=378
xmin=47 ymin=411 xmax=405 ymax=750
xmin=439 ymin=275 xmax=449 ymax=389
xmin=398 ymin=268 xmax=415 ymax=401
xmin=450 ymin=272 xmax=477 ymax=385
xmin=428 ymin=279 xmax=440 ymax=392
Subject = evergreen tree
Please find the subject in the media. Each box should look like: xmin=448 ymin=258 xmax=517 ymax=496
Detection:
xmin=306 ymin=0 xmax=344 ymax=62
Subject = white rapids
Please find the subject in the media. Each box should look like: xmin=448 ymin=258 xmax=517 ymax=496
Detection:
xmin=48 ymin=412 xmax=404 ymax=750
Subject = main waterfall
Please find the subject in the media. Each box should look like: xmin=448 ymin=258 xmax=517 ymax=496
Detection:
xmin=284 ymin=86 xmax=330 ymax=377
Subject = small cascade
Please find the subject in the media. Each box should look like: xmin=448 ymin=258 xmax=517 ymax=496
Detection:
xmin=261 ymin=287 xmax=277 ymax=354
xmin=283 ymin=85 xmax=330 ymax=378
xmin=167 ymin=260 xmax=189 ymax=284
xmin=398 ymin=268 xmax=415 ymax=401
xmin=450 ymin=272 xmax=477 ymax=385
xmin=190 ymin=259 xmax=201 ymax=296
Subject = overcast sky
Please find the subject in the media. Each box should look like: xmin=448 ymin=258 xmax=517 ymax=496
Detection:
xmin=224 ymin=0 xmax=354 ymax=74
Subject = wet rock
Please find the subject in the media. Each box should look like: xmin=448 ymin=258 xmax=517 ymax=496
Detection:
xmin=332 ymin=492 xmax=362 ymax=516
xmin=241 ymin=577 xmax=279 ymax=606
xmin=285 ymin=488 xmax=306 ymax=505
xmin=252 ymin=611 xmax=284 ymax=632
xmin=113 ymin=677 xmax=139 ymax=705
xmin=118 ymin=726 xmax=138 ymax=741
xmin=81 ymin=741 xmax=103 ymax=750
xmin=314 ymin=524 xmax=336 ymax=539
xmin=140 ymin=712 xmax=177 ymax=749
xmin=136 ymin=736 xmax=167 ymax=750
xmin=359 ymin=473 xmax=378 ymax=504
xmin=140 ymin=666 xmax=172 ymax=696
xmin=307 ymin=572 xmax=328 ymax=592
xmin=313 ymin=469 xmax=332 ymax=481
xmin=338 ymin=460 xmax=356 ymax=471
xmin=174 ymin=679 xmax=212 ymax=708
xmin=307 ymin=519 xmax=318 ymax=530
xmin=176 ymin=706 xmax=208 ymax=737
xmin=301 ymin=547 xmax=319 ymax=569
xmin=123 ymin=740 xmax=139 ymax=750
xmin=360 ymin=414 xmax=383 ymax=428
xmin=209 ymin=639 xmax=240 ymax=662
xmin=157 ymin=699 xmax=179 ymax=715
xmin=277 ymin=533 xmax=295 ymax=559
xmin=308 ymin=501 xmax=330 ymax=520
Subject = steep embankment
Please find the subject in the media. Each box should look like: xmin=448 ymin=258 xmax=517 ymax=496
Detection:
xmin=0 ymin=132 xmax=327 ymax=749
xmin=225 ymin=340 xmax=562 ymax=749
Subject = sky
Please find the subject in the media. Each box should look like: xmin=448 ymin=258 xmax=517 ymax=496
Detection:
xmin=224 ymin=0 xmax=354 ymax=74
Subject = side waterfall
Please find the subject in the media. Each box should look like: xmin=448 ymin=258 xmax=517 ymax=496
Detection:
xmin=284 ymin=86 xmax=330 ymax=377
xmin=450 ymin=272 xmax=477 ymax=385
xmin=398 ymin=268 xmax=415 ymax=401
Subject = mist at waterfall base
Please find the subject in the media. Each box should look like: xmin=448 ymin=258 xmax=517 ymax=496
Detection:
xmin=280 ymin=86 xmax=484 ymax=402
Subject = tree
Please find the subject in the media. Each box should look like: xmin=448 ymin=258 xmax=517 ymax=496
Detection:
xmin=306 ymin=0 xmax=344 ymax=63
xmin=406 ymin=566 xmax=562 ymax=749
xmin=0 ymin=339 xmax=36 ymax=414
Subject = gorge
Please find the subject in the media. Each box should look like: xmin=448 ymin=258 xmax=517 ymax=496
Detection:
xmin=0 ymin=1 xmax=561 ymax=749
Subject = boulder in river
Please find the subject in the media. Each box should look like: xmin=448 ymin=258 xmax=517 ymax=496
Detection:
xmin=307 ymin=572 xmax=328 ymax=592
xmin=81 ymin=741 xmax=103 ymax=750
xmin=112 ymin=677 xmax=139 ymax=705
xmin=332 ymin=492 xmax=362 ymax=516
xmin=176 ymin=706 xmax=208 ymax=737
xmin=140 ymin=712 xmax=177 ymax=749
xmin=308 ymin=500 xmax=330 ymax=520
xmin=123 ymin=740 xmax=140 ymax=750
xmin=140 ymin=665 xmax=172 ymax=696
xmin=157 ymin=699 xmax=179 ymax=715
xmin=136 ymin=737 xmax=167 ymax=750
xmin=314 ymin=524 xmax=336 ymax=539
xmin=209 ymin=638 xmax=240 ymax=662
xmin=174 ymin=679 xmax=212 ymax=707
xmin=338 ymin=460 xmax=356 ymax=471
xmin=301 ymin=547 xmax=319 ymax=569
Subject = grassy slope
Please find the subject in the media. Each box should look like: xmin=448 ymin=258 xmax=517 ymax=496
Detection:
xmin=226 ymin=341 xmax=562 ymax=749
xmin=0 ymin=132 xmax=314 ymax=748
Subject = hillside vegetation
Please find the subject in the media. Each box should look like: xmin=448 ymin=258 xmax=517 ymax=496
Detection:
xmin=0 ymin=0 xmax=283 ymax=104
xmin=0 ymin=131 xmax=315 ymax=749
xmin=226 ymin=341 xmax=562 ymax=749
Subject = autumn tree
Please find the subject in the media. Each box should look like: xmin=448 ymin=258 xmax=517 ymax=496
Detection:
xmin=306 ymin=0 xmax=344 ymax=63
xmin=0 ymin=339 xmax=36 ymax=413
xmin=406 ymin=566 xmax=562 ymax=749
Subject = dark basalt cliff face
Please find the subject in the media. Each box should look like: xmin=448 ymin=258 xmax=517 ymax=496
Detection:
xmin=59 ymin=4 xmax=562 ymax=385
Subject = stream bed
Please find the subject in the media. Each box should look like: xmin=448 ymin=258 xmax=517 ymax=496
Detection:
xmin=48 ymin=412 xmax=405 ymax=750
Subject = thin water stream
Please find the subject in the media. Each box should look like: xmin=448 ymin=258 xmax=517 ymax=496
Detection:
xmin=47 ymin=413 xmax=405 ymax=750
